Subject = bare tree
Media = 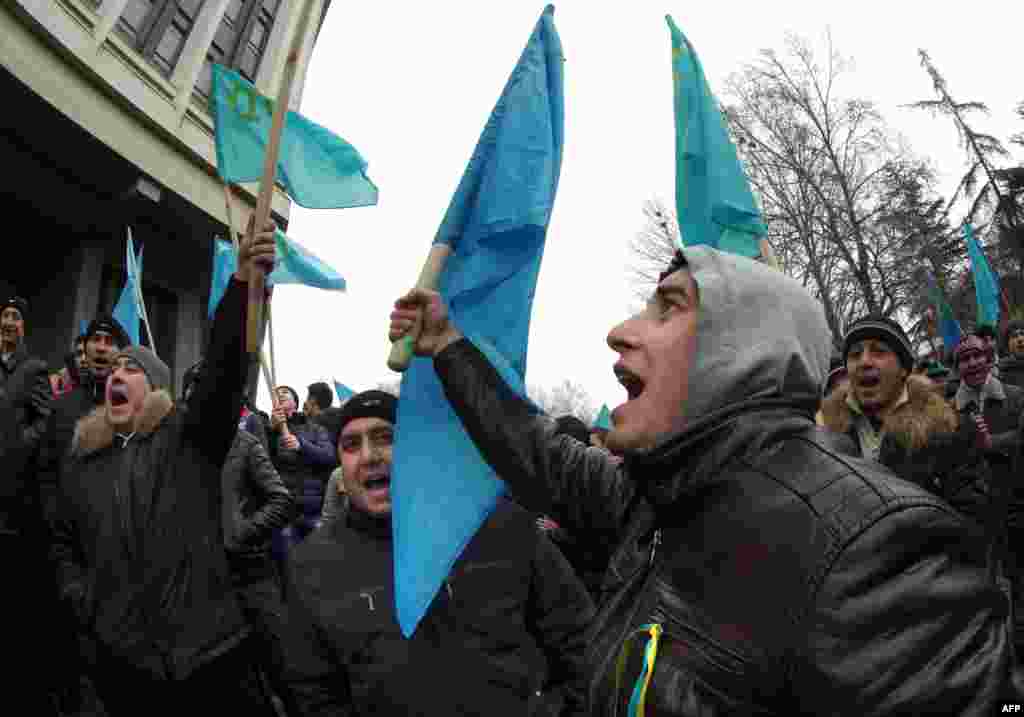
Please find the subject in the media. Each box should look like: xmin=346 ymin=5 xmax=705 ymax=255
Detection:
xmin=722 ymin=34 xmax=948 ymax=348
xmin=627 ymin=198 xmax=680 ymax=301
xmin=527 ymin=379 xmax=598 ymax=427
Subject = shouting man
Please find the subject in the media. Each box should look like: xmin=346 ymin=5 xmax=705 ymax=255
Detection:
xmin=390 ymin=246 xmax=1020 ymax=714
xmin=50 ymin=219 xmax=279 ymax=715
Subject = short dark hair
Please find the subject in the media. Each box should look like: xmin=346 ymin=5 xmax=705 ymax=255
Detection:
xmin=307 ymin=382 xmax=334 ymax=410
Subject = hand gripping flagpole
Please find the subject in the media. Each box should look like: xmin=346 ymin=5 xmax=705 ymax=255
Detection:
xmin=247 ymin=0 xmax=316 ymax=355
xmin=387 ymin=243 xmax=453 ymax=372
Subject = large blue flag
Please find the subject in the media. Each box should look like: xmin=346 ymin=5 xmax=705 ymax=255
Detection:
xmin=923 ymin=267 xmax=962 ymax=354
xmin=113 ymin=238 xmax=143 ymax=346
xmin=392 ymin=5 xmax=564 ymax=637
xmin=965 ymin=223 xmax=1001 ymax=329
xmin=208 ymin=231 xmax=346 ymax=318
xmin=334 ymin=380 xmax=355 ymax=403
xmin=667 ymin=16 xmax=766 ymax=257
xmin=209 ymin=63 xmax=378 ymax=209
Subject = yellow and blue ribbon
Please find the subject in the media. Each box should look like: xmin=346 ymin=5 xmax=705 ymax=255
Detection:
xmin=613 ymin=623 xmax=663 ymax=717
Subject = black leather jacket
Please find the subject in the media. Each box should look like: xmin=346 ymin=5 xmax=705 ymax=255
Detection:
xmin=222 ymin=429 xmax=294 ymax=580
xmin=436 ymin=338 xmax=1019 ymax=715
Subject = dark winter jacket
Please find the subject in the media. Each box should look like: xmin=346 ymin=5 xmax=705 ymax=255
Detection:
xmin=435 ymin=245 xmax=1018 ymax=715
xmin=282 ymin=499 xmax=595 ymax=716
xmin=222 ymin=429 xmax=294 ymax=582
xmin=0 ymin=344 xmax=50 ymax=531
xmin=269 ymin=414 xmax=334 ymax=523
xmin=50 ymin=278 xmax=251 ymax=681
xmin=36 ymin=373 xmax=106 ymax=525
xmin=821 ymin=374 xmax=992 ymax=528
xmin=999 ymin=355 xmax=1024 ymax=390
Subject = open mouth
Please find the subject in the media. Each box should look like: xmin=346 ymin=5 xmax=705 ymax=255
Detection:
xmin=857 ymin=375 xmax=881 ymax=389
xmin=109 ymin=383 xmax=129 ymax=407
xmin=364 ymin=475 xmax=390 ymax=492
xmin=614 ymin=364 xmax=646 ymax=401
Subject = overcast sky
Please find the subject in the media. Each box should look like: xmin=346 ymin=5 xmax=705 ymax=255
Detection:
xmin=257 ymin=1 xmax=1023 ymax=415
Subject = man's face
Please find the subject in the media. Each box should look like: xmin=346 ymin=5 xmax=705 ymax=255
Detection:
xmin=303 ymin=395 xmax=320 ymax=418
xmin=86 ymin=331 xmax=120 ymax=379
xmin=959 ymin=348 xmax=992 ymax=389
xmin=105 ymin=356 xmax=151 ymax=430
xmin=846 ymin=338 xmax=907 ymax=415
xmin=983 ymin=336 xmax=997 ymax=354
xmin=1009 ymin=329 xmax=1024 ymax=358
xmin=338 ymin=417 xmax=394 ymax=518
xmin=605 ymin=268 xmax=699 ymax=453
xmin=1 ymin=307 xmax=24 ymax=348
xmin=275 ymin=388 xmax=297 ymax=417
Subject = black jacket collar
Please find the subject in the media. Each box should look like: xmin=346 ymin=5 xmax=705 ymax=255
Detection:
xmin=624 ymin=396 xmax=819 ymax=508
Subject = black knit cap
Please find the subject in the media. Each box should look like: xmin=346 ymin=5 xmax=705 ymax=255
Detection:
xmin=85 ymin=314 xmax=130 ymax=349
xmin=0 ymin=296 xmax=28 ymax=321
xmin=337 ymin=390 xmax=398 ymax=437
xmin=1004 ymin=320 xmax=1024 ymax=343
xmin=842 ymin=315 xmax=914 ymax=371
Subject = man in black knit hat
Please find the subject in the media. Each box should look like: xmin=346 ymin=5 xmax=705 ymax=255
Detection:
xmin=281 ymin=390 xmax=594 ymax=716
xmin=1000 ymin=320 xmax=1024 ymax=389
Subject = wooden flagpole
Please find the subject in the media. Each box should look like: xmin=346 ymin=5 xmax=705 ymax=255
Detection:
xmin=387 ymin=243 xmax=453 ymax=372
xmin=247 ymin=0 xmax=316 ymax=355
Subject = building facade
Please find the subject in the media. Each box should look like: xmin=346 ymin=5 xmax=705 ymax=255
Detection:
xmin=1 ymin=0 xmax=330 ymax=393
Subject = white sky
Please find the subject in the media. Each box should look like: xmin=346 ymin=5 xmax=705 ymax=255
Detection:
xmin=257 ymin=1 xmax=1023 ymax=414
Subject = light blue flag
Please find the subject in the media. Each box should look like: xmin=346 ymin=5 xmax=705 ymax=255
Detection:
xmin=593 ymin=404 xmax=612 ymax=431
xmin=112 ymin=238 xmax=143 ymax=346
xmin=965 ymin=223 xmax=1001 ymax=330
xmin=392 ymin=4 xmax=564 ymax=637
xmin=667 ymin=16 xmax=766 ymax=257
xmin=924 ymin=267 xmax=962 ymax=354
xmin=79 ymin=319 xmax=88 ymax=337
xmin=207 ymin=232 xmax=346 ymax=318
xmin=210 ymin=63 xmax=378 ymax=209
xmin=334 ymin=380 xmax=355 ymax=403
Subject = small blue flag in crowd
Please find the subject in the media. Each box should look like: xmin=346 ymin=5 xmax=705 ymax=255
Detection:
xmin=392 ymin=4 xmax=565 ymax=637
xmin=208 ymin=231 xmax=346 ymax=318
xmin=593 ymin=404 xmax=612 ymax=431
xmin=666 ymin=16 xmax=766 ymax=258
xmin=923 ymin=267 xmax=962 ymax=354
xmin=334 ymin=380 xmax=355 ymax=404
xmin=964 ymin=223 xmax=1002 ymax=330
xmin=113 ymin=237 xmax=144 ymax=346
xmin=209 ymin=63 xmax=378 ymax=210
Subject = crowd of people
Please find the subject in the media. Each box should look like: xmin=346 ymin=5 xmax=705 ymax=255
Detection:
xmin=3 ymin=225 xmax=1024 ymax=715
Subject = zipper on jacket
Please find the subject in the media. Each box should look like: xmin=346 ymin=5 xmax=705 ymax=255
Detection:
xmin=648 ymin=529 xmax=662 ymax=567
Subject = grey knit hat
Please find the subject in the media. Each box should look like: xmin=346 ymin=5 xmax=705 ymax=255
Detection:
xmin=116 ymin=346 xmax=171 ymax=391
xmin=842 ymin=315 xmax=914 ymax=372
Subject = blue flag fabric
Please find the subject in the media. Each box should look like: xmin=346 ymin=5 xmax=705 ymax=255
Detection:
xmin=965 ymin=223 xmax=1001 ymax=329
xmin=666 ymin=16 xmax=766 ymax=257
xmin=113 ymin=238 xmax=143 ymax=346
xmin=924 ymin=267 xmax=962 ymax=354
xmin=334 ymin=380 xmax=355 ymax=403
xmin=392 ymin=4 xmax=564 ymax=637
xmin=79 ymin=319 xmax=88 ymax=338
xmin=593 ymin=404 xmax=612 ymax=431
xmin=209 ymin=64 xmax=378 ymax=210
xmin=208 ymin=232 xmax=346 ymax=318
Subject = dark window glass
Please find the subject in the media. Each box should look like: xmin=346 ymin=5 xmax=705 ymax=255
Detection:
xmin=116 ymin=0 xmax=204 ymax=78
xmin=193 ymin=0 xmax=280 ymax=100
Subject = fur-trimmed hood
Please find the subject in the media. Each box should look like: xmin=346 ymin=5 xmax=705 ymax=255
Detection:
xmin=71 ymin=389 xmax=175 ymax=458
xmin=820 ymin=374 xmax=957 ymax=452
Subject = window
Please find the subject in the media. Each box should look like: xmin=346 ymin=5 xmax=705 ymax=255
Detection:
xmin=117 ymin=0 xmax=205 ymax=77
xmin=194 ymin=0 xmax=281 ymax=100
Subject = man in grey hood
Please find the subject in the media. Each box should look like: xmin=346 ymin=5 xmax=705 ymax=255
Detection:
xmin=390 ymin=246 xmax=1020 ymax=715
